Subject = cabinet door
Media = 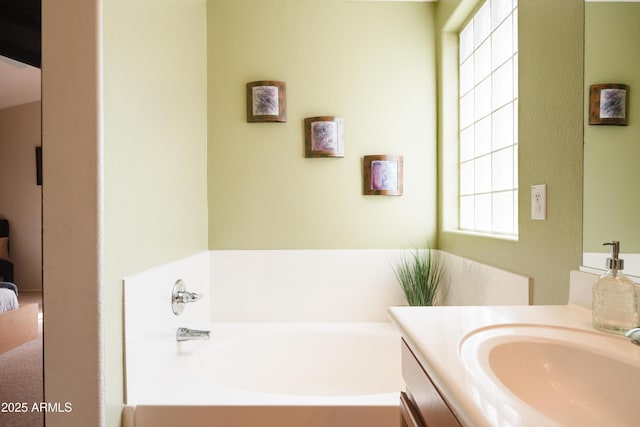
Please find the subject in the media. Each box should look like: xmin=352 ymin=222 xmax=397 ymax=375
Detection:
xmin=401 ymin=339 xmax=461 ymax=427
xmin=400 ymin=391 xmax=425 ymax=427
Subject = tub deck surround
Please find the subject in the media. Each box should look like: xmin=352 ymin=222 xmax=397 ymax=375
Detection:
xmin=569 ymin=270 xmax=599 ymax=309
xmin=208 ymin=249 xmax=407 ymax=323
xmin=208 ymin=249 xmax=532 ymax=323
xmin=439 ymin=252 xmax=532 ymax=306
xmin=123 ymin=250 xmax=408 ymax=427
xmin=123 ymin=251 xmax=211 ymax=339
xmin=128 ymin=405 xmax=399 ymax=427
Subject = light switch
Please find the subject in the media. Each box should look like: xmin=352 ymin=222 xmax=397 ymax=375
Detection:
xmin=531 ymin=184 xmax=546 ymax=220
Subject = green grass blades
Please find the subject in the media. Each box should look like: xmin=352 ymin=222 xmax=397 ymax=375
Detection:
xmin=393 ymin=247 xmax=444 ymax=306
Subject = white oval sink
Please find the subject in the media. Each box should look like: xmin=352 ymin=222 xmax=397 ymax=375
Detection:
xmin=460 ymin=325 xmax=640 ymax=427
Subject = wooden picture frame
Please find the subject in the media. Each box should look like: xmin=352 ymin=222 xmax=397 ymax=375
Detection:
xmin=363 ymin=155 xmax=403 ymax=196
xmin=304 ymin=116 xmax=344 ymax=158
xmin=246 ymin=80 xmax=286 ymax=122
xmin=589 ymin=83 xmax=629 ymax=126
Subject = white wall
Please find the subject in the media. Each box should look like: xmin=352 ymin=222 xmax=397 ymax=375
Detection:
xmin=42 ymin=0 xmax=102 ymax=424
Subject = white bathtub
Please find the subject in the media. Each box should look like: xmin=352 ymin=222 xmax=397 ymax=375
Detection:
xmin=124 ymin=322 xmax=403 ymax=427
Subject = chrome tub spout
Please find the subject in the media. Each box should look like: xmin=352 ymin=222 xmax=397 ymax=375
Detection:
xmin=176 ymin=327 xmax=210 ymax=342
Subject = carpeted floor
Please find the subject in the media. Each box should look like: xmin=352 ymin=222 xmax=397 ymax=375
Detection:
xmin=0 ymin=292 xmax=44 ymax=427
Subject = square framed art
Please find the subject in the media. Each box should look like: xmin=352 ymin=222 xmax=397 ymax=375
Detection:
xmin=589 ymin=83 xmax=629 ymax=126
xmin=246 ymin=80 xmax=286 ymax=122
xmin=363 ymin=155 xmax=403 ymax=196
xmin=304 ymin=116 xmax=344 ymax=158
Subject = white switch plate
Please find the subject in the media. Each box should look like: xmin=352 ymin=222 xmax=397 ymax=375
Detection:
xmin=531 ymin=184 xmax=546 ymax=220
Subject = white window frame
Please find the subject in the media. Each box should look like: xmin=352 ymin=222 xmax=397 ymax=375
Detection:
xmin=457 ymin=0 xmax=518 ymax=237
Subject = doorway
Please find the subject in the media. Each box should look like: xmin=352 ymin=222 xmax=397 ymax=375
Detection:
xmin=0 ymin=15 xmax=43 ymax=424
xmin=0 ymin=57 xmax=43 ymax=426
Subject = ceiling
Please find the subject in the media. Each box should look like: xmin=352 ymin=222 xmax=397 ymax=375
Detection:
xmin=0 ymin=0 xmax=41 ymax=110
xmin=0 ymin=0 xmax=40 ymax=66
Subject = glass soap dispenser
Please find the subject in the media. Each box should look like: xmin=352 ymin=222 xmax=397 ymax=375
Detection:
xmin=592 ymin=241 xmax=639 ymax=334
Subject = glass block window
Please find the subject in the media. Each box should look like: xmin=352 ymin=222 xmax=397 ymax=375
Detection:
xmin=459 ymin=0 xmax=518 ymax=236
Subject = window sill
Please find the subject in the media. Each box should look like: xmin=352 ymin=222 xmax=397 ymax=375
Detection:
xmin=443 ymin=229 xmax=519 ymax=242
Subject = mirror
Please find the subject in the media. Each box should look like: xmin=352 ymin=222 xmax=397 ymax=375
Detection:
xmin=583 ymin=1 xmax=640 ymax=278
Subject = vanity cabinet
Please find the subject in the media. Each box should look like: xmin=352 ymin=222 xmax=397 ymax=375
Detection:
xmin=400 ymin=339 xmax=461 ymax=427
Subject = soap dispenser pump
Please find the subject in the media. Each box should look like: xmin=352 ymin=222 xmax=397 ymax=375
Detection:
xmin=592 ymin=241 xmax=639 ymax=334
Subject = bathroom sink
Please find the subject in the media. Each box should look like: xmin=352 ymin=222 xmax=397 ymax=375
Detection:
xmin=459 ymin=325 xmax=640 ymax=427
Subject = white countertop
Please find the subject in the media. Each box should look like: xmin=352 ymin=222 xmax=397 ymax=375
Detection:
xmin=388 ymin=304 xmax=615 ymax=427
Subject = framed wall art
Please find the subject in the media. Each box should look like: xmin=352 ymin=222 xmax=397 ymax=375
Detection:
xmin=363 ymin=155 xmax=403 ymax=196
xmin=246 ymin=80 xmax=286 ymax=123
xmin=589 ymin=83 xmax=629 ymax=126
xmin=304 ymin=116 xmax=344 ymax=158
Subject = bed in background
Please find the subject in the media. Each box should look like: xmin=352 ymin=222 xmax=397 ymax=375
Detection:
xmin=0 ymin=283 xmax=38 ymax=354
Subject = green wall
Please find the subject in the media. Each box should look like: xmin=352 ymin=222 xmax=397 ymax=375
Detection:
xmin=207 ymin=0 xmax=437 ymax=249
xmin=437 ymin=0 xmax=584 ymax=305
xmin=584 ymin=2 xmax=640 ymax=253
xmin=207 ymin=0 xmax=585 ymax=295
xmin=103 ymin=0 xmax=209 ymax=423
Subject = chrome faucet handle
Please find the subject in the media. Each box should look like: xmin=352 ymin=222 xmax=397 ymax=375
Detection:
xmin=171 ymin=279 xmax=202 ymax=315
xmin=624 ymin=327 xmax=640 ymax=346
xmin=175 ymin=290 xmax=202 ymax=303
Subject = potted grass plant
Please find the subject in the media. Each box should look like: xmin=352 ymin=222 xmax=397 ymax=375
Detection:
xmin=393 ymin=245 xmax=445 ymax=306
